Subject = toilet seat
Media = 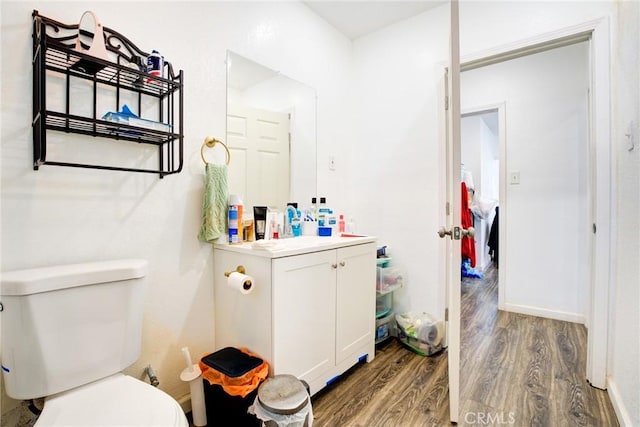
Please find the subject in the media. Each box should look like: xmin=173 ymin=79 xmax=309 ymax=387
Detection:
xmin=35 ymin=373 xmax=188 ymax=426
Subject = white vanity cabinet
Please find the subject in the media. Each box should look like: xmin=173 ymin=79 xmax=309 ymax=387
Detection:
xmin=213 ymin=237 xmax=376 ymax=396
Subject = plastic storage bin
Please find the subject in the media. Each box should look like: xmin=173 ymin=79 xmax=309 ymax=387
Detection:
xmin=376 ymin=266 xmax=403 ymax=292
xmin=376 ymin=292 xmax=392 ymax=318
xmin=374 ymin=252 xmax=403 ymax=347
xmin=375 ymin=313 xmax=395 ymax=343
xmin=199 ymin=347 xmax=269 ymax=426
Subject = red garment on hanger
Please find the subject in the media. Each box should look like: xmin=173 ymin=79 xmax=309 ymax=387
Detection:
xmin=461 ymin=181 xmax=476 ymax=267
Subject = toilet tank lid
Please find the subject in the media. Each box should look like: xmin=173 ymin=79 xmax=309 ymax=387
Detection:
xmin=1 ymin=259 xmax=148 ymax=296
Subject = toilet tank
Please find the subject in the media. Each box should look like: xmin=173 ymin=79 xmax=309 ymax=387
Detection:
xmin=1 ymin=259 xmax=147 ymax=400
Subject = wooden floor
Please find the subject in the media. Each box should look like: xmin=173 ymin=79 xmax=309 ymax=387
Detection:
xmin=312 ymin=265 xmax=618 ymax=426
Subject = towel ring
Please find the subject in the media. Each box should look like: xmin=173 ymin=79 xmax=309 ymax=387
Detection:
xmin=201 ymin=136 xmax=230 ymax=165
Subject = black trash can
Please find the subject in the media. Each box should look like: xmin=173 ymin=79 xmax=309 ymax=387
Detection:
xmin=199 ymin=347 xmax=269 ymax=427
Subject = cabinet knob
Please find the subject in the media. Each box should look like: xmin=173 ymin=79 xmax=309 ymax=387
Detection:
xmin=331 ymin=263 xmax=338 ymax=269
xmin=339 ymin=261 xmax=346 ymax=267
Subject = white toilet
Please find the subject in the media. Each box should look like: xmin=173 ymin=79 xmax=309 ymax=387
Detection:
xmin=1 ymin=259 xmax=189 ymax=426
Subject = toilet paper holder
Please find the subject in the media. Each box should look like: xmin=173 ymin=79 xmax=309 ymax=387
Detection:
xmin=224 ymin=265 xmax=246 ymax=277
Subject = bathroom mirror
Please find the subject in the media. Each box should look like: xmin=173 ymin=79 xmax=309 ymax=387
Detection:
xmin=226 ymin=51 xmax=317 ymax=212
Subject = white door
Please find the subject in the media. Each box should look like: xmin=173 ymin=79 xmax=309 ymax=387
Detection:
xmin=272 ymin=251 xmax=336 ymax=384
xmin=440 ymin=0 xmax=462 ymax=423
xmin=226 ymin=105 xmax=290 ymax=209
xmin=335 ymin=243 xmax=376 ymax=365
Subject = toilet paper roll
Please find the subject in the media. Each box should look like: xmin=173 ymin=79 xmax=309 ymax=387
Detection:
xmin=227 ymin=271 xmax=255 ymax=294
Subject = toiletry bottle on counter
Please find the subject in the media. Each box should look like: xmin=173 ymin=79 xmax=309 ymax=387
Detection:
xmin=228 ymin=206 xmax=239 ymax=244
xmin=310 ymin=197 xmax=318 ymax=221
xmin=228 ymin=195 xmax=243 ymax=244
xmin=318 ymin=197 xmax=328 ymax=213
xmin=318 ymin=197 xmax=331 ymax=226
xmin=267 ymin=210 xmax=282 ymax=240
xmin=253 ymin=206 xmax=267 ymax=240
xmin=327 ymin=214 xmax=337 ymax=233
xmin=346 ymin=216 xmax=356 ymax=234
xmin=338 ymin=214 xmax=346 ymax=233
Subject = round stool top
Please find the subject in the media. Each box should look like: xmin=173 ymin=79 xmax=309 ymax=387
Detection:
xmin=257 ymin=375 xmax=309 ymax=415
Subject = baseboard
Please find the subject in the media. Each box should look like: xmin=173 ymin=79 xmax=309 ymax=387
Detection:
xmin=177 ymin=393 xmax=192 ymax=415
xmin=607 ymin=378 xmax=632 ymax=426
xmin=502 ymin=303 xmax=585 ymax=324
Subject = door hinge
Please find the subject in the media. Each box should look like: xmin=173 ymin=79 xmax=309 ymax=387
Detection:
xmin=593 ymin=223 xmax=597 ymax=234
xmin=445 ymin=307 xmax=449 ymax=321
xmin=445 ymin=95 xmax=449 ymax=111
xmin=446 ymin=202 xmax=450 ymax=216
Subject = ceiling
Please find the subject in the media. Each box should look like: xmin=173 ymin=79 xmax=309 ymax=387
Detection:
xmin=228 ymin=1 xmax=447 ymax=91
xmin=303 ymin=1 xmax=446 ymax=40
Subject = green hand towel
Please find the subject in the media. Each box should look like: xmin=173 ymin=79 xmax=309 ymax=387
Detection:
xmin=198 ymin=163 xmax=229 ymax=243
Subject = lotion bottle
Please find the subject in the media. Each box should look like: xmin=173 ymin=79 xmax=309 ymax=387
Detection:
xmin=338 ymin=214 xmax=346 ymax=233
xmin=310 ymin=197 xmax=318 ymax=221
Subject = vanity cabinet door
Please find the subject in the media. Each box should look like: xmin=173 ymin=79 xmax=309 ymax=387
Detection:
xmin=335 ymin=243 xmax=376 ymax=365
xmin=272 ymin=250 xmax=336 ymax=384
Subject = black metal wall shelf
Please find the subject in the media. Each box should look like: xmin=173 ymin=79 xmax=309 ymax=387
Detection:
xmin=32 ymin=10 xmax=184 ymax=178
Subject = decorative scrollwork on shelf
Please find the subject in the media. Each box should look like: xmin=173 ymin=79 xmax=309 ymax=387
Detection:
xmin=32 ymin=10 xmax=177 ymax=80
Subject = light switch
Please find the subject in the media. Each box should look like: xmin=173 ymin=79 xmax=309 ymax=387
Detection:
xmin=329 ymin=155 xmax=336 ymax=171
xmin=509 ymin=171 xmax=520 ymax=185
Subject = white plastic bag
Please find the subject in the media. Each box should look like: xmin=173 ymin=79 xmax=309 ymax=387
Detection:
xmin=249 ymin=396 xmax=313 ymax=427
xmin=396 ymin=312 xmax=445 ymax=356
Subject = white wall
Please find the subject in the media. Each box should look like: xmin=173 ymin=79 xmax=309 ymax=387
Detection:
xmin=462 ymin=116 xmax=483 ymax=194
xmin=350 ymin=5 xmax=450 ymax=317
xmin=0 ymin=1 xmax=352 ymax=421
xmin=480 ymin=114 xmax=500 ymax=202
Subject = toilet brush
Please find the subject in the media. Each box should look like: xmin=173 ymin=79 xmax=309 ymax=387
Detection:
xmin=180 ymin=347 xmax=207 ymax=427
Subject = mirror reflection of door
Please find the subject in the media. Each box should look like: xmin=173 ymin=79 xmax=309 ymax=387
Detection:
xmin=226 ymin=105 xmax=290 ymax=210
xmin=226 ymin=51 xmax=317 ymax=211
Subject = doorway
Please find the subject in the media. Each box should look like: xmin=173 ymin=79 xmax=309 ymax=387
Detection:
xmin=460 ymin=39 xmax=590 ymax=322
xmin=449 ymin=17 xmax=614 ymax=399
xmin=461 ymin=109 xmax=500 ymax=276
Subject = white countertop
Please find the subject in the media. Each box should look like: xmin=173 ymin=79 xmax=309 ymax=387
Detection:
xmin=213 ymin=235 xmax=377 ymax=258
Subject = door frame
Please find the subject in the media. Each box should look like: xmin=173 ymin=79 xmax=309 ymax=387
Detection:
xmin=452 ymin=18 xmax=612 ymax=389
xmin=460 ymin=104 xmax=507 ymax=309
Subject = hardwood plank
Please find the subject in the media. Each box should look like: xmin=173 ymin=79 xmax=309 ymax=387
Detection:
xmin=311 ymin=264 xmax=619 ymax=426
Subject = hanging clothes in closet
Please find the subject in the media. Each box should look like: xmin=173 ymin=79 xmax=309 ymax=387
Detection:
xmin=461 ymin=181 xmax=476 ymax=268
xmin=488 ymin=206 xmax=499 ymax=268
